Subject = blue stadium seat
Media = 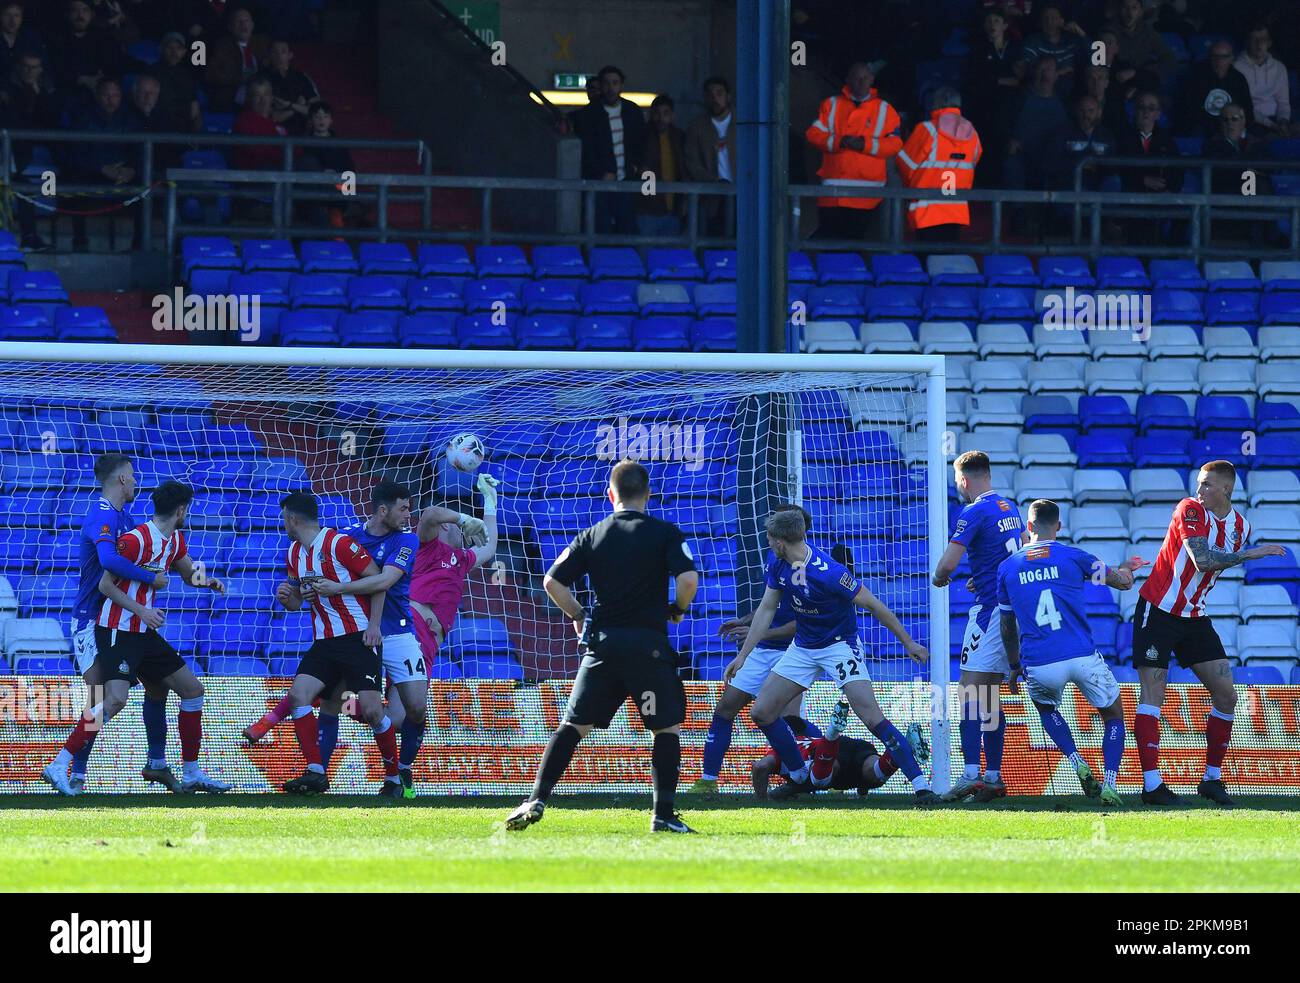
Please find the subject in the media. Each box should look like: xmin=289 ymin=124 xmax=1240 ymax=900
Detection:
xmin=405 ymin=276 xmax=464 ymax=312
xmin=982 ymin=254 xmax=1039 ymax=287
xmin=522 ymin=280 xmax=580 ymax=314
xmin=1236 ymin=666 xmax=1285 ymax=686
xmin=580 ymin=280 xmax=639 ymax=315
xmin=637 ymin=283 xmax=694 ymax=316
xmin=416 ymin=243 xmax=473 ymax=277
xmin=923 ymin=285 xmax=980 ymax=320
xmin=347 ymin=275 xmax=408 ymax=312
xmin=288 ymin=274 xmax=348 ymax=310
xmin=8 ymin=271 xmax=67 ymax=304
xmin=1075 ymin=434 xmax=1132 ymax=468
xmin=574 ymin=315 xmax=633 ymax=350
xmin=398 ymin=312 xmax=457 ymax=347
xmin=54 ymin=306 xmax=114 ymax=342
xmin=241 ymin=239 xmax=299 ymax=273
xmin=1260 ymin=293 xmax=1300 ymax=325
xmin=815 ymin=252 xmax=871 ymax=284
xmin=474 ymin=244 xmax=531 ymax=278
xmin=1022 ymin=395 xmax=1079 ymax=439
xmin=788 ymin=251 xmax=816 ymax=283
xmin=807 ymin=285 xmax=865 ymax=320
xmin=871 ymin=253 xmax=927 ymax=285
xmin=589 ymin=247 xmax=646 ymax=280
xmin=1254 ymin=435 xmax=1300 ymax=468
xmin=633 ymin=316 xmax=690 ymax=351
xmin=1038 ymin=255 xmax=1094 ymax=288
xmin=228 ymin=272 xmax=289 ymax=308
xmin=701 ymin=249 xmax=737 ymax=282
xmin=1205 ymin=261 xmax=1262 ymax=291
xmin=453 ymin=312 xmax=516 ymax=348
xmin=188 ymin=269 xmax=230 ymax=298
xmin=693 ymin=282 xmax=737 ymax=316
xmin=358 ymin=243 xmax=416 ymax=276
xmin=1195 ymin=395 xmax=1252 ymax=436
xmin=205 ymin=610 xmax=273 ymax=660
xmin=865 ymin=285 xmax=923 ymax=320
xmin=1111 ymin=665 xmax=1139 ymax=683
xmin=251 ymin=457 xmax=310 ymax=491
xmin=691 ymin=317 xmax=737 ymax=351
xmin=1096 ymin=256 xmax=1150 ymax=289
xmin=1136 ymin=394 xmax=1195 ymax=436
xmin=1150 ymin=259 xmax=1207 ymax=291
xmin=338 ymin=311 xmax=400 ymax=347
xmin=207 ymin=656 xmax=271 ymax=676
xmin=445 ymin=616 xmax=514 ymax=658
xmin=516 ymin=314 xmax=576 ymax=349
xmin=1188 ymin=435 xmax=1249 ymax=469
xmin=979 ymin=287 xmax=1034 ymax=321
xmin=531 ymin=245 xmax=588 ymax=279
xmin=1260 ymin=261 xmax=1300 ymax=292
xmin=278 ymin=309 xmax=340 ymax=346
xmin=646 ymin=248 xmax=703 ymax=281
xmin=1203 ymin=292 xmax=1259 ymax=325
xmin=0 ymin=305 xmax=52 ymax=341
xmin=14 ymin=656 xmax=75 ymax=675
xmin=1258 ymin=401 xmax=1300 ymax=435
xmin=1152 ymin=288 xmax=1204 ymax=324
xmin=462 ymin=278 xmax=525 ymax=314
xmin=299 ymin=240 xmax=358 ymax=274
xmin=1078 ymin=395 xmax=1137 ymax=436
xmin=181 ymin=236 xmax=239 ymax=277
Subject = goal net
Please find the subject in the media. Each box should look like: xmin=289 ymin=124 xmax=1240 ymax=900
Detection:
xmin=0 ymin=346 xmax=951 ymax=795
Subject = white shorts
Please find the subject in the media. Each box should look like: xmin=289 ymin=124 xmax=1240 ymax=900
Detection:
xmin=72 ymin=618 xmax=97 ymax=676
xmin=731 ymin=644 xmax=786 ymax=697
xmin=382 ymin=632 xmax=428 ymax=685
xmin=960 ymin=604 xmax=1008 ymax=676
xmin=773 ymin=639 xmax=870 ymax=691
xmin=1025 ymin=652 xmax=1120 ymax=710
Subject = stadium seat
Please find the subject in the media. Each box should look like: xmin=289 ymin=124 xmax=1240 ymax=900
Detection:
xmin=1022 ymin=394 xmax=1078 ymax=437
xmin=1095 ymin=256 xmax=1150 ymax=289
xmin=181 ymin=236 xmax=239 ymax=277
xmin=1247 ymin=471 xmax=1300 ymax=507
xmin=1202 ymin=326 xmax=1257 ymax=360
xmin=957 ymin=429 xmax=1017 ymax=465
xmin=456 ymin=313 xmax=515 ymax=348
xmin=1073 ymin=469 xmax=1130 ymax=505
xmin=1257 ymin=401 xmax=1300 ymax=434
xmin=787 ymin=251 xmax=816 ymax=282
xmin=358 ymin=243 xmax=417 ymax=276
xmin=918 ymin=321 xmax=976 ymax=355
xmin=1259 ymin=260 xmax=1300 ymax=292
xmin=1075 ymin=435 xmax=1132 ymax=469
xmin=807 ymin=285 xmax=865 ymax=320
xmin=299 ymin=240 xmax=358 ymax=274
xmin=859 ymin=321 xmax=918 ymax=354
xmin=589 ymin=247 xmax=646 ymax=280
xmin=1193 ymin=395 xmax=1252 ymax=437
xmin=693 ymin=282 xmax=737 ymax=317
xmin=646 ymin=248 xmax=704 ymax=281
xmin=278 ymin=309 xmax=340 ymax=346
xmin=969 ymin=361 xmax=1027 ymax=394
xmin=1067 ymin=506 xmax=1126 ymax=544
xmin=208 ymin=656 xmax=271 ymax=676
xmin=474 ymin=244 xmax=531 ymax=278
xmin=1203 ymin=260 xmax=1261 ymax=292
xmin=1018 ymin=433 xmax=1075 ymax=467
xmin=338 ymin=312 xmax=400 ymax=347
xmin=580 ymin=280 xmax=639 ymax=315
xmin=1259 ymin=325 xmax=1300 ymax=359
xmin=633 ymin=317 xmax=690 ymax=351
xmin=416 ymin=244 xmax=473 ymax=277
xmin=54 ymin=306 xmax=115 ymax=342
xmin=516 ymin=314 xmax=576 ymax=349
xmin=1130 ymin=469 xmax=1185 ymax=506
xmin=1258 ymin=363 xmax=1300 ymax=398
xmin=1149 ymin=259 xmax=1207 ymax=291
xmin=574 ymin=315 xmax=633 ymax=350
xmin=815 ymin=252 xmax=871 ymax=284
xmin=1199 ymin=362 xmax=1256 ymax=397
xmin=1038 ymin=255 xmax=1094 ymax=289
xmin=8 ymin=271 xmax=67 ymax=304
xmin=865 ymin=285 xmax=923 ymax=320
xmin=1147 ymin=324 xmax=1204 ymax=360
xmin=1078 ymin=395 xmax=1137 ymax=436
xmin=1135 ymin=394 xmax=1194 ymax=436
xmin=982 ymin=254 xmax=1039 ymax=287
xmin=691 ymin=317 xmax=737 ymax=351
xmin=923 ymin=285 xmax=980 ymax=321
xmin=636 ymin=282 xmax=694 ymax=317
xmin=1084 ymin=361 xmax=1142 ymax=395
xmin=288 ymin=274 xmax=348 ymax=310
xmin=1031 ymin=323 xmax=1087 ymax=358
xmin=403 ymin=276 xmax=464 ymax=313
xmin=926 ymin=254 xmax=982 ymax=285
xmin=870 ymin=254 xmax=927 ymax=285
xmin=701 ymin=249 xmax=737 ymax=282
xmin=1204 ymin=291 xmax=1261 ymax=327
xmin=1152 ymin=288 xmax=1204 ymax=324
xmin=462 ymin=278 xmax=526 ymax=315
xmin=241 ymin=239 xmax=299 ymax=273
xmin=966 ymin=392 xmax=1023 ymax=429
xmin=0 ymin=306 xmax=53 ymax=341
xmin=1142 ymin=361 xmax=1200 ymax=397
xmin=978 ymin=287 xmax=1034 ymax=322
xmin=974 ymin=323 xmax=1033 ymax=358
xmin=531 ymin=245 xmax=588 ymax=279
xmin=1254 ymin=435 xmax=1300 ymax=469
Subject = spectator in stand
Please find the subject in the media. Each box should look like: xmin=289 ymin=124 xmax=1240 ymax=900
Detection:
xmin=636 ymin=93 xmax=685 ymax=239
xmin=804 ymin=60 xmax=902 ymax=240
xmin=564 ymin=75 xmax=601 ymax=137
xmin=126 ymin=72 xmax=181 ymax=173
xmin=1104 ymin=0 xmax=1175 ymax=94
xmin=897 ymin=86 xmax=982 ymax=243
xmin=1055 ymin=93 xmax=1118 ymax=190
xmin=1235 ymin=24 xmax=1291 ymax=138
xmin=1082 ymin=64 xmax=1132 ymax=138
xmin=206 ymin=4 xmax=269 ymax=112
xmin=1 ymin=49 xmax=58 ymax=250
xmin=296 ymin=101 xmax=361 ymax=228
xmin=68 ymin=75 xmax=138 ymax=249
xmin=1095 ymin=28 xmax=1139 ymax=104
xmin=151 ymin=30 xmax=200 ymax=131
xmin=232 ymin=74 xmax=287 ymax=170
xmin=1183 ymin=40 xmax=1253 ymax=139
xmin=264 ymin=38 xmax=317 ymax=134
xmin=573 ymin=64 xmax=645 ymax=236
xmin=48 ymin=0 xmax=137 ymax=113
xmin=1205 ymin=102 xmax=1267 ymax=242
xmin=0 ymin=2 xmax=44 ymax=87
xmin=1118 ymin=90 xmax=1183 ymax=245
xmin=981 ymin=0 xmax=1034 ymax=41
xmin=1017 ymin=2 xmax=1088 ymax=93
xmin=965 ymin=8 xmax=1022 ymax=186
xmin=682 ymin=75 xmax=735 ymax=238
xmin=89 ymin=0 xmax=141 ymax=46
xmin=1004 ymin=55 xmax=1069 ymax=234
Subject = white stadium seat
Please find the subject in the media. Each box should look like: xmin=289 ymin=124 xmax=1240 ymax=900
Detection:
xmin=1070 ymin=506 xmax=1128 ymax=544
xmin=1130 ymin=470 xmax=1186 ymax=506
xmin=1258 ymin=362 xmax=1300 ymax=399
xmin=1129 ymin=505 xmax=1177 ymax=543
xmin=1018 ymin=433 xmax=1076 ymax=467
xmin=1032 ymin=323 xmax=1088 ymax=358
xmin=1257 ymin=326 xmax=1300 ymax=362
xmin=1236 ymin=624 xmax=1300 ymax=664
xmin=1240 ymin=585 xmax=1299 ymax=627
xmin=966 ymin=393 xmax=1025 ymax=429
xmin=3 ymin=617 xmax=70 ymax=659
xmin=1013 ymin=467 xmax=1072 ymax=504
xmin=1204 ymin=260 xmax=1259 ymax=288
xmin=859 ymin=321 xmax=919 ymax=354
xmin=969 ymin=360 xmax=1028 ymax=394
xmin=1199 ymin=361 xmax=1256 ymax=397
xmin=926 ymin=254 xmax=980 ymax=280
xmin=976 ymin=322 xmax=1034 ymax=358
xmin=1085 ymin=360 xmax=1143 ymax=395
xmin=1246 ymin=507 xmax=1300 ymax=548
xmin=958 ymin=429 xmax=1018 ymax=465
xmin=1141 ymin=361 xmax=1200 ymax=396
xmin=918 ymin=321 xmax=978 ymax=356
xmin=1147 ymin=324 xmax=1204 ymax=360
xmin=1247 ymin=471 xmax=1300 ymax=508
xmin=1202 ymin=326 xmax=1258 ymax=360
xmin=945 ymin=357 xmax=972 ymax=394
xmin=1205 ymin=581 xmax=1241 ymax=621
xmin=1088 ymin=328 xmax=1148 ymax=360
xmin=1027 ymin=360 xmax=1087 ymax=395
xmin=803 ymin=320 xmax=862 ymax=353
xmin=1073 ymin=469 xmax=1131 ymax=505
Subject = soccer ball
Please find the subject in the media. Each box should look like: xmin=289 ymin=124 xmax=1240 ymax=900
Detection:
xmin=446 ymin=432 xmax=486 ymax=473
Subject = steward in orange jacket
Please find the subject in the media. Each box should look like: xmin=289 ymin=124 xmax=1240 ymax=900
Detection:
xmin=805 ymin=62 xmax=902 ymax=213
xmin=896 ymin=91 xmax=983 ymax=234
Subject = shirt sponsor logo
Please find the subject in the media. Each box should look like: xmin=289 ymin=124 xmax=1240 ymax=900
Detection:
xmin=839 ymin=572 xmax=856 ymax=590
xmin=997 ymin=499 xmax=1010 ymax=511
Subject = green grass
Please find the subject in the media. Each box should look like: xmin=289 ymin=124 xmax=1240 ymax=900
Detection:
xmin=3 ymin=794 xmax=1299 ymax=892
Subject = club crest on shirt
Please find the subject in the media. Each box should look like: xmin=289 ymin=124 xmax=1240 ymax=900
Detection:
xmin=1184 ymin=505 xmax=1200 ymax=521
xmin=100 ymin=524 xmax=111 ymax=535
xmin=997 ymin=499 xmax=1010 ymax=512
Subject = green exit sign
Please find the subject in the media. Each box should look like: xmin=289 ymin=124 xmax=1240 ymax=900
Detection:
xmin=454 ymin=2 xmax=500 ymax=45
xmin=554 ymin=72 xmax=589 ymax=90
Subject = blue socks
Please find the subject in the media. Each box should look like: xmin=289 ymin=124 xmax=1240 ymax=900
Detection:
xmin=1038 ymin=707 xmax=1080 ymax=761
xmin=959 ymin=705 xmax=982 ymax=777
xmin=870 ymin=719 xmax=923 ymax=783
xmin=701 ymin=713 xmax=734 ymax=781
xmin=400 ymin=719 xmax=425 ymax=770
xmin=143 ymin=695 xmax=167 ymax=769
xmin=1103 ymin=718 xmax=1125 ymax=788
xmin=758 ymin=718 xmax=808 ymax=781
xmin=984 ymin=702 xmax=1005 ymax=777
xmin=318 ymin=713 xmax=339 ymax=770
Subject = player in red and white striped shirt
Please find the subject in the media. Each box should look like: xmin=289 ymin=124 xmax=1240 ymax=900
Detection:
xmin=1132 ymin=461 xmax=1287 ymax=807
xmin=45 ymin=481 xmax=231 ymax=794
xmin=274 ymin=490 xmax=402 ymax=795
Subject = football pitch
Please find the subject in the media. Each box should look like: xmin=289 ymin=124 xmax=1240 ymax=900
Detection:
xmin=3 ymin=794 xmax=1300 ymax=892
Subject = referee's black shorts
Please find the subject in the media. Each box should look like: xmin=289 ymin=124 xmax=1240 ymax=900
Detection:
xmin=565 ymin=627 xmax=686 ymax=731
xmin=297 ymin=632 xmax=383 ymax=694
xmin=1131 ymin=596 xmax=1227 ymax=671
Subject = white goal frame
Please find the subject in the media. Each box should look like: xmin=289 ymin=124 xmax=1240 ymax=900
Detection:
xmin=0 ymin=343 xmax=951 ymax=794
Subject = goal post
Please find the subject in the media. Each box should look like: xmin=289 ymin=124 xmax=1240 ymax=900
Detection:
xmin=0 ymin=342 xmax=950 ymax=795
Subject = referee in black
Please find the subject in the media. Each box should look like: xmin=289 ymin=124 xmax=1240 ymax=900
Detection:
xmin=506 ymin=459 xmax=700 ymax=833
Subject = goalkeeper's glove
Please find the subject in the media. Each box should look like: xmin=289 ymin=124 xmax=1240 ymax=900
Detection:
xmin=458 ymin=513 xmax=487 ymax=547
xmin=476 ymin=473 xmax=500 ymax=515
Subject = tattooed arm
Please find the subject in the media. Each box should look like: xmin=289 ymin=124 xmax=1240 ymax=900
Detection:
xmin=1184 ymin=536 xmax=1285 ymax=572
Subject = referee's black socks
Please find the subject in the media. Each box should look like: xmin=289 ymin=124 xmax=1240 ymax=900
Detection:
xmin=531 ymin=722 xmax=584 ymax=802
xmin=652 ymin=731 xmax=681 ymax=821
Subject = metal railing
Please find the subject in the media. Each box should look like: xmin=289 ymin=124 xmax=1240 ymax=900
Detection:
xmin=1 ymin=129 xmax=430 ymax=250
xmin=161 ymin=166 xmax=1300 ymax=262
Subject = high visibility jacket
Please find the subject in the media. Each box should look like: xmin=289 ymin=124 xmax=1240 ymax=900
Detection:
xmin=896 ymin=108 xmax=982 ymax=229
xmin=805 ymin=86 xmax=902 ymax=210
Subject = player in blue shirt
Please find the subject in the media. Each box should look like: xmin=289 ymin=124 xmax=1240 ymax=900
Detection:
xmin=729 ymin=509 xmax=938 ymax=803
xmin=319 ymin=479 xmax=424 ymax=798
xmin=932 ymin=450 xmax=1024 ymax=802
xmin=997 ymin=499 xmax=1144 ymax=806
xmin=59 ymin=454 xmax=175 ymax=795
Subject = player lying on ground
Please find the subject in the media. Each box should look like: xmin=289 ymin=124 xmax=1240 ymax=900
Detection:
xmin=44 ymin=481 xmax=230 ymax=794
xmin=63 ymin=453 xmax=174 ymax=793
xmin=932 ymin=450 xmax=1025 ymax=803
xmin=506 ymin=460 xmax=700 ymax=833
xmin=751 ymin=699 xmax=930 ymax=801
xmin=274 ymin=490 xmax=401 ymax=795
xmin=997 ymin=499 xmax=1144 ymax=807
xmin=1131 ymin=460 xmax=1286 ymax=807
xmin=730 ymin=509 xmax=939 ymax=804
